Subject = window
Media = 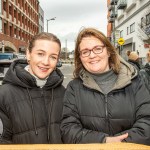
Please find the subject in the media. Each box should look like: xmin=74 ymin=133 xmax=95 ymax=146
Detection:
xmin=141 ymin=17 xmax=144 ymax=28
xmin=41 ymin=15 xmax=43 ymax=22
xmin=4 ymin=22 xmax=7 ymax=34
xmin=14 ymin=9 xmax=17 ymax=18
xmin=3 ymin=1 xmax=6 ymax=11
xmin=120 ymin=30 xmax=123 ymax=38
xmin=127 ymin=27 xmax=129 ymax=35
xmin=146 ymin=13 xmax=150 ymax=25
xmin=9 ymin=5 xmax=12 ymax=15
xmin=130 ymin=23 xmax=135 ymax=33
xmin=10 ymin=25 xmax=12 ymax=36
xmin=14 ymin=27 xmax=17 ymax=38
xmin=0 ymin=18 xmax=2 ymax=33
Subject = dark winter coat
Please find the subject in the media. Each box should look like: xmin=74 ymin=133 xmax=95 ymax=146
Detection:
xmin=128 ymin=59 xmax=141 ymax=72
xmin=0 ymin=59 xmax=65 ymax=144
xmin=61 ymin=59 xmax=150 ymax=145
xmin=139 ymin=63 xmax=150 ymax=93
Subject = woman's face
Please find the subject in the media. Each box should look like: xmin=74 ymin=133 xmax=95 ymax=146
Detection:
xmin=79 ymin=36 xmax=110 ymax=74
xmin=26 ymin=39 xmax=60 ymax=79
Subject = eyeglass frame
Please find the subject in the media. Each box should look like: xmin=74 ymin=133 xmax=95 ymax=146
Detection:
xmin=79 ymin=45 xmax=106 ymax=58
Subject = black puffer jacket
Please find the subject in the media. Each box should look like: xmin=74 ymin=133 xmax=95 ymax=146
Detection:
xmin=61 ymin=59 xmax=150 ymax=145
xmin=128 ymin=59 xmax=141 ymax=72
xmin=139 ymin=63 xmax=150 ymax=93
xmin=0 ymin=59 xmax=65 ymax=144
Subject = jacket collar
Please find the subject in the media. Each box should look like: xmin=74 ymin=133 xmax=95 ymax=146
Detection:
xmin=3 ymin=59 xmax=64 ymax=89
xmin=79 ymin=58 xmax=138 ymax=92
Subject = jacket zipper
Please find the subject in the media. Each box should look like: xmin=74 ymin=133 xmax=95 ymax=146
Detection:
xmin=104 ymin=94 xmax=108 ymax=120
xmin=83 ymin=83 xmax=111 ymax=134
xmin=41 ymin=88 xmax=44 ymax=96
xmin=104 ymin=94 xmax=109 ymax=132
xmin=40 ymin=88 xmax=50 ymax=142
xmin=104 ymin=94 xmax=111 ymax=135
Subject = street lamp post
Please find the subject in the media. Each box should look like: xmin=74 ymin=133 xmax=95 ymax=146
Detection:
xmin=47 ymin=17 xmax=56 ymax=33
xmin=65 ymin=39 xmax=67 ymax=61
xmin=0 ymin=40 xmax=5 ymax=53
xmin=112 ymin=1 xmax=117 ymax=47
xmin=113 ymin=6 xmax=116 ymax=47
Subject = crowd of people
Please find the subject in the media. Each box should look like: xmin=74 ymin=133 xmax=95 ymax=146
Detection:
xmin=126 ymin=49 xmax=150 ymax=93
xmin=0 ymin=28 xmax=150 ymax=145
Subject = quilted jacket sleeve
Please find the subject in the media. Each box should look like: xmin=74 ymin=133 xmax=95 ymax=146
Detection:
xmin=115 ymin=76 xmax=150 ymax=145
xmin=60 ymin=80 xmax=108 ymax=144
xmin=139 ymin=69 xmax=150 ymax=93
xmin=0 ymin=88 xmax=12 ymax=144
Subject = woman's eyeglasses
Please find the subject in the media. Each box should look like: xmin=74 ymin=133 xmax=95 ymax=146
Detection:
xmin=80 ymin=45 xmax=105 ymax=57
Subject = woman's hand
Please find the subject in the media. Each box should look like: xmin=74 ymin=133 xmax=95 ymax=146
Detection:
xmin=106 ymin=133 xmax=128 ymax=143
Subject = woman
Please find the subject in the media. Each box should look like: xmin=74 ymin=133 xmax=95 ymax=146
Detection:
xmin=0 ymin=32 xmax=65 ymax=144
xmin=139 ymin=50 xmax=150 ymax=93
xmin=126 ymin=50 xmax=141 ymax=71
xmin=61 ymin=28 xmax=150 ymax=145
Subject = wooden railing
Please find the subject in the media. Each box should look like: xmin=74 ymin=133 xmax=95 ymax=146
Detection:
xmin=0 ymin=143 xmax=150 ymax=150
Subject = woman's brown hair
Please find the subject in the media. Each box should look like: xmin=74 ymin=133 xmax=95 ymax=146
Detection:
xmin=74 ymin=27 xmax=121 ymax=78
xmin=28 ymin=32 xmax=61 ymax=52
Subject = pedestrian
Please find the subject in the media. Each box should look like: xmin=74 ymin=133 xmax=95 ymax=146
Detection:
xmin=139 ymin=50 xmax=150 ymax=92
xmin=0 ymin=32 xmax=65 ymax=144
xmin=60 ymin=28 xmax=150 ymax=145
xmin=126 ymin=50 xmax=141 ymax=71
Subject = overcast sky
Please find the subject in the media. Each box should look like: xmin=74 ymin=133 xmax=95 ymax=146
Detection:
xmin=39 ymin=0 xmax=107 ymax=51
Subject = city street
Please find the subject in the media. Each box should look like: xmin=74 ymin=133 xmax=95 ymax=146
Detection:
xmin=60 ymin=63 xmax=74 ymax=87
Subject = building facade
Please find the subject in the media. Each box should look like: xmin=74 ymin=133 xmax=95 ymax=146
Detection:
xmin=0 ymin=0 xmax=39 ymax=53
xmin=107 ymin=0 xmax=113 ymax=41
xmin=107 ymin=0 xmax=150 ymax=62
xmin=38 ymin=5 xmax=44 ymax=33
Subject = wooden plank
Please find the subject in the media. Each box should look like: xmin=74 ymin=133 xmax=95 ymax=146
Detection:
xmin=0 ymin=143 xmax=150 ymax=150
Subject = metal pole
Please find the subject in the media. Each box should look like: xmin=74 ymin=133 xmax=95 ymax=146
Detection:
xmin=2 ymin=45 xmax=4 ymax=53
xmin=113 ymin=3 xmax=116 ymax=47
xmin=47 ymin=19 xmax=48 ymax=33
xmin=46 ymin=17 xmax=56 ymax=33
xmin=65 ymin=39 xmax=67 ymax=60
xmin=1 ymin=40 xmax=5 ymax=53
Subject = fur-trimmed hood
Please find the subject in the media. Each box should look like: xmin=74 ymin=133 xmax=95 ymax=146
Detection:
xmin=3 ymin=59 xmax=64 ymax=89
xmin=79 ymin=57 xmax=138 ymax=92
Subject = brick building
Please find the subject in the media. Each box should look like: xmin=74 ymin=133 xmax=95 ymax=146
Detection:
xmin=0 ymin=0 xmax=39 ymax=53
xmin=107 ymin=0 xmax=113 ymax=41
xmin=39 ymin=5 xmax=44 ymax=33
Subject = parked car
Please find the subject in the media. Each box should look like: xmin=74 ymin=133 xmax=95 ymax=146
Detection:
xmin=0 ymin=60 xmax=13 ymax=85
xmin=0 ymin=53 xmax=18 ymax=85
xmin=0 ymin=53 xmax=18 ymax=60
xmin=56 ymin=61 xmax=62 ymax=67
xmin=15 ymin=53 xmax=26 ymax=59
